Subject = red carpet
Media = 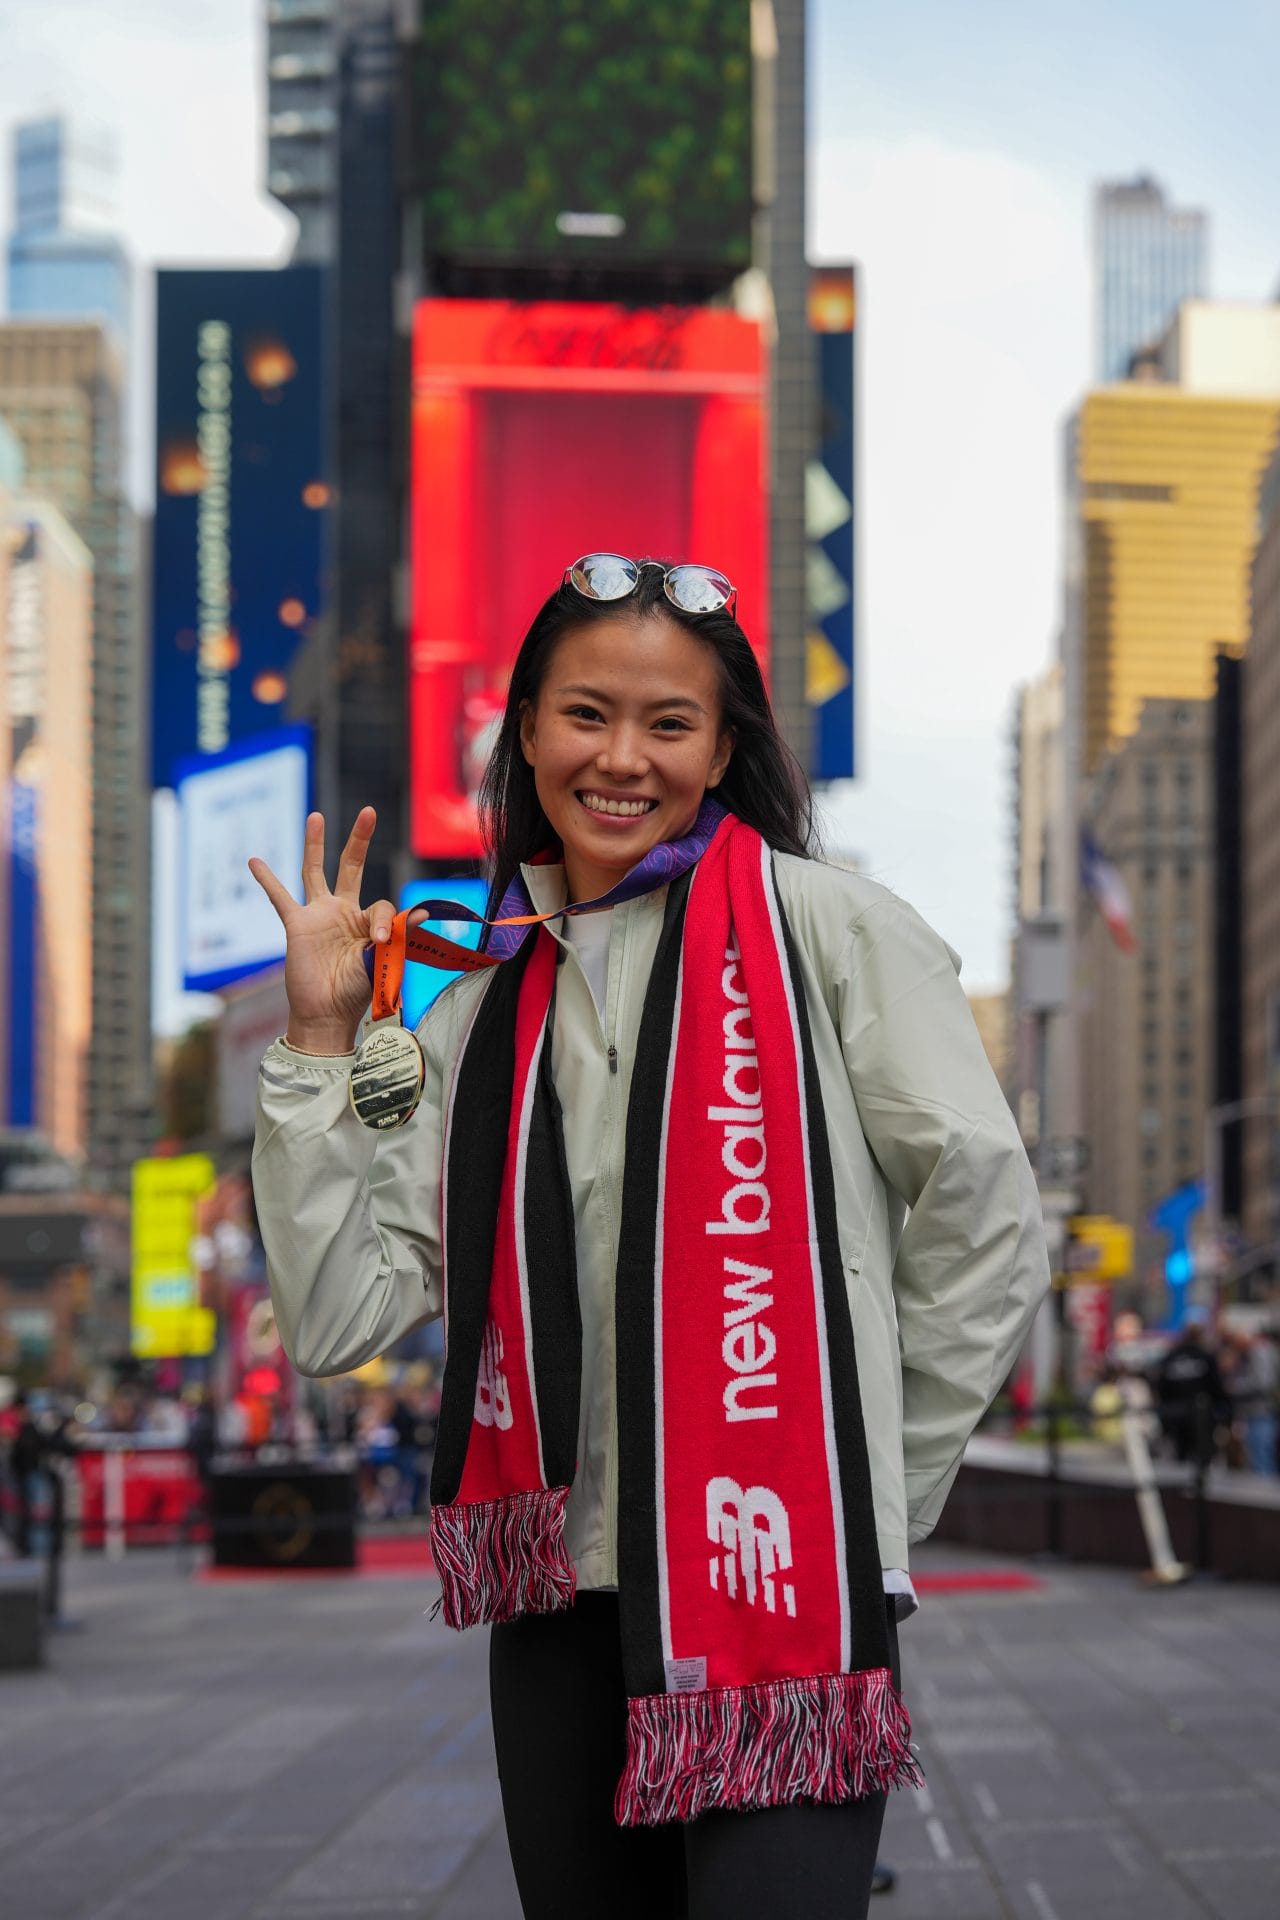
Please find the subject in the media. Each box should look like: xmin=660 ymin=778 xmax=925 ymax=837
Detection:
xmin=196 ymin=1539 xmax=1042 ymax=1592
xmin=913 ymin=1569 xmax=1043 ymax=1594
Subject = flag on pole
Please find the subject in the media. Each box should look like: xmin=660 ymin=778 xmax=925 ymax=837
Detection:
xmin=1080 ymin=826 xmax=1136 ymax=954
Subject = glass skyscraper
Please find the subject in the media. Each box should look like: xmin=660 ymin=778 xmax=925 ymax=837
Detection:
xmin=6 ymin=118 xmax=131 ymax=347
xmin=1094 ymin=175 xmax=1207 ymax=384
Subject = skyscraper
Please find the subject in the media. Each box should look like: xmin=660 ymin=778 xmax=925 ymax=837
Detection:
xmin=0 ymin=488 xmax=93 ymax=1158
xmin=1080 ymin=698 xmax=1215 ymax=1293
xmin=1094 ymin=175 xmax=1206 ymax=384
xmin=0 ymin=322 xmax=150 ymax=1182
xmin=1069 ymin=304 xmax=1280 ymax=774
xmin=264 ymin=0 xmax=338 ymax=266
xmin=6 ymin=118 xmax=131 ymax=349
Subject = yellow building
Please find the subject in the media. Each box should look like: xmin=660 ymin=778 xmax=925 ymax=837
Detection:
xmin=1076 ymin=305 xmax=1280 ymax=772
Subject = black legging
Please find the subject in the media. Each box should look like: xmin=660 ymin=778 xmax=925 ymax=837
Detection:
xmin=489 ymin=1591 xmax=902 ymax=1920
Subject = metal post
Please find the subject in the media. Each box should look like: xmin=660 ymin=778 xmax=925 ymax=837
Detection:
xmin=1046 ymin=1398 xmax=1063 ymax=1558
xmin=1192 ymin=1392 xmax=1213 ymax=1575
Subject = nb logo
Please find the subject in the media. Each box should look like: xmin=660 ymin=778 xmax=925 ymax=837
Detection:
xmin=706 ymin=1475 xmax=796 ymax=1618
xmin=474 ymin=1320 xmax=513 ymax=1430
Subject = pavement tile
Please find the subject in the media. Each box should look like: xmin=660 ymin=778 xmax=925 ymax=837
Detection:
xmin=6 ymin=1538 xmax=1278 ymax=1918
xmin=1173 ymin=1848 xmax=1280 ymax=1920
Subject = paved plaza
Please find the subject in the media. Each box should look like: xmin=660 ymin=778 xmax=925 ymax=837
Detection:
xmin=1 ymin=1538 xmax=1278 ymax=1919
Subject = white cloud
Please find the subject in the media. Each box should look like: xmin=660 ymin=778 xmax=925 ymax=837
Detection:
xmin=811 ymin=134 xmax=1090 ymax=986
xmin=0 ymin=0 xmax=294 ymax=500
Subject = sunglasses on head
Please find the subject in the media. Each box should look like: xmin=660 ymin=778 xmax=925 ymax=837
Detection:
xmin=564 ymin=553 xmax=738 ymax=619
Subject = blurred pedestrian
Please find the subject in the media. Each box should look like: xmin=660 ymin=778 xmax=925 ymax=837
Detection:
xmin=1230 ymin=1329 xmax=1278 ymax=1475
xmin=1154 ymin=1320 xmax=1231 ymax=1466
xmin=5 ymin=1392 xmax=42 ymax=1556
xmin=251 ymin=559 xmax=1050 ymax=1919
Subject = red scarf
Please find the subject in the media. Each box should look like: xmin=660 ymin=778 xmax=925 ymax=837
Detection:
xmin=430 ymin=816 xmax=921 ymax=1824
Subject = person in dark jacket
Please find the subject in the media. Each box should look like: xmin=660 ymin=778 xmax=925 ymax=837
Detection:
xmin=1154 ymin=1322 xmax=1232 ymax=1465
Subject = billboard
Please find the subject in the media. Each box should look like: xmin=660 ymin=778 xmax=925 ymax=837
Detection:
xmin=177 ymin=726 xmax=310 ymax=993
xmin=151 ymin=266 xmax=326 ymax=792
xmin=410 ymin=299 xmax=768 ymax=858
xmin=399 ymin=879 xmax=489 ymax=1031
xmin=131 ymin=1152 xmax=218 ymax=1360
xmin=412 ymin=2 xmax=752 ymax=291
xmin=1 ymin=507 xmax=92 ymax=1155
xmin=807 ymin=266 xmax=857 ymax=782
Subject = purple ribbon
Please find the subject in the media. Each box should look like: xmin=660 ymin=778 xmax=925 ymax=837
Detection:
xmin=484 ymin=794 xmax=727 ymax=959
xmin=362 ymin=798 xmax=728 ymax=981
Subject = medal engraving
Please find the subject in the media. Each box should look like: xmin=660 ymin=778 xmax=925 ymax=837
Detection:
xmin=350 ymin=1022 xmax=425 ymax=1130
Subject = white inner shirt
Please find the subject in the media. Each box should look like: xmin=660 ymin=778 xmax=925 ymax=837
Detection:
xmin=561 ymin=906 xmax=918 ymax=1621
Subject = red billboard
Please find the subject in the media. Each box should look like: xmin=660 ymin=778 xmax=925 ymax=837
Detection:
xmin=410 ymin=299 xmax=768 ymax=858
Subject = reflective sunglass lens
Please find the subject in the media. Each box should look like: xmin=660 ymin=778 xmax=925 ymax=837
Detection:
xmin=570 ymin=553 xmax=640 ymax=601
xmin=665 ymin=565 xmax=733 ymax=614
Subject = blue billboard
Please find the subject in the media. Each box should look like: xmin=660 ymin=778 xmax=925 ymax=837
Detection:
xmin=177 ymin=727 xmax=311 ymax=993
xmin=808 ymin=266 xmax=857 ymax=782
xmin=399 ymin=878 xmax=490 ymax=1030
xmin=151 ymin=266 xmax=327 ymax=792
xmin=5 ymin=524 xmax=40 ymax=1126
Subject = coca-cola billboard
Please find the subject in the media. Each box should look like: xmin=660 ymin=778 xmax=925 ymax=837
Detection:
xmin=409 ymin=299 xmax=769 ymax=860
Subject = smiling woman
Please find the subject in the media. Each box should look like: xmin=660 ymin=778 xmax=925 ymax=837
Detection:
xmin=250 ymin=551 xmax=1049 ymax=1920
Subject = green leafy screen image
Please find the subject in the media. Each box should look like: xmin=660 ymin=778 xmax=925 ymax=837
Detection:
xmin=414 ymin=0 xmax=753 ymax=274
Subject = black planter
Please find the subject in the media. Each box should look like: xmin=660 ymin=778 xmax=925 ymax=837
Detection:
xmin=209 ymin=1464 xmax=358 ymax=1570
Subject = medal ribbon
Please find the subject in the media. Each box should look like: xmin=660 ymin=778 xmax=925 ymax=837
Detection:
xmin=369 ymin=796 xmax=728 ymax=979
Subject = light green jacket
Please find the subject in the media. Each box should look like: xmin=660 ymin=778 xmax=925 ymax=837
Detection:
xmin=253 ymin=853 xmax=1050 ymax=1584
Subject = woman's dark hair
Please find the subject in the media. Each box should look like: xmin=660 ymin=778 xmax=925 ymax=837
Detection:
xmin=478 ymin=562 xmax=818 ymax=922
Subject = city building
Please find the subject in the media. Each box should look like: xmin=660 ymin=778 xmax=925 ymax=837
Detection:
xmin=1093 ymin=174 xmax=1206 ymax=384
xmin=0 ymin=321 xmax=150 ymax=1184
xmin=0 ymin=492 xmax=93 ymax=1158
xmin=1242 ymin=442 xmax=1280 ymax=1252
xmin=264 ymin=0 xmax=337 ymax=265
xmin=1080 ymin=699 xmax=1214 ymax=1300
xmin=759 ymin=0 xmax=811 ymax=761
xmin=967 ymin=990 xmax=1012 ymax=1092
xmin=6 ymin=117 xmax=131 ymax=347
xmin=1069 ymin=303 xmax=1280 ymax=776
xmin=1010 ymin=663 xmax=1076 ymax=1169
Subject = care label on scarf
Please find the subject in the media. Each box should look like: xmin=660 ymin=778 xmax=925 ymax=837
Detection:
xmin=664 ymin=1656 xmax=707 ymax=1694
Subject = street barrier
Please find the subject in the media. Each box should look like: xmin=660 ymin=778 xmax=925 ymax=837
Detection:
xmin=936 ymin=1393 xmax=1280 ymax=1583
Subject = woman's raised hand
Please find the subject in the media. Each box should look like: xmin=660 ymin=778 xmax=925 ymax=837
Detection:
xmin=248 ymin=807 xmax=394 ymax=1054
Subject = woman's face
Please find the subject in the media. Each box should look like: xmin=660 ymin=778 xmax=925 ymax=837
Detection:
xmin=519 ymin=612 xmax=735 ymax=901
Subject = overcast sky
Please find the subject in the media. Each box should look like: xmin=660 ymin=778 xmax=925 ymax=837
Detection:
xmin=3 ymin=0 xmax=1279 ymax=990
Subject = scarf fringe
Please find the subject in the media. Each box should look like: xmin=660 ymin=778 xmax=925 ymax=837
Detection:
xmin=428 ymin=1486 xmax=576 ymax=1629
xmin=614 ymin=1666 xmax=924 ymax=1828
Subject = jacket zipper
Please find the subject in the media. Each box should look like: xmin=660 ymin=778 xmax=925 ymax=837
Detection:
xmin=607 ymin=1044 xmax=618 ymax=1074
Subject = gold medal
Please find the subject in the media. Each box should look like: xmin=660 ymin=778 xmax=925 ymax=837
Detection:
xmin=350 ymin=1020 xmax=426 ymax=1130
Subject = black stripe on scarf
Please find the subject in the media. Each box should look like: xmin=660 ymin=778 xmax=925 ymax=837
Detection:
xmin=431 ymin=938 xmax=582 ymax=1506
xmin=772 ymin=869 xmax=891 ymax=1674
xmin=615 ymin=871 xmax=694 ymax=1700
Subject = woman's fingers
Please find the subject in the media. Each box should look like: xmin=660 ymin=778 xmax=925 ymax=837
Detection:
xmin=365 ymin=898 xmax=396 ymax=944
xmin=299 ymin=811 xmax=330 ymax=903
xmin=334 ymin=806 xmax=377 ymax=901
xmin=247 ymin=856 xmax=297 ymax=925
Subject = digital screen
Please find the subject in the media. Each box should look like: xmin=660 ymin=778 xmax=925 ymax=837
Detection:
xmin=413 ymin=1 xmax=752 ymax=286
xmin=176 ymin=727 xmax=311 ymax=993
xmin=152 ymin=266 xmax=326 ymax=791
xmin=808 ymin=264 xmax=856 ymax=782
xmin=399 ymin=878 xmax=490 ymax=1031
xmin=409 ymin=298 xmax=768 ymax=859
